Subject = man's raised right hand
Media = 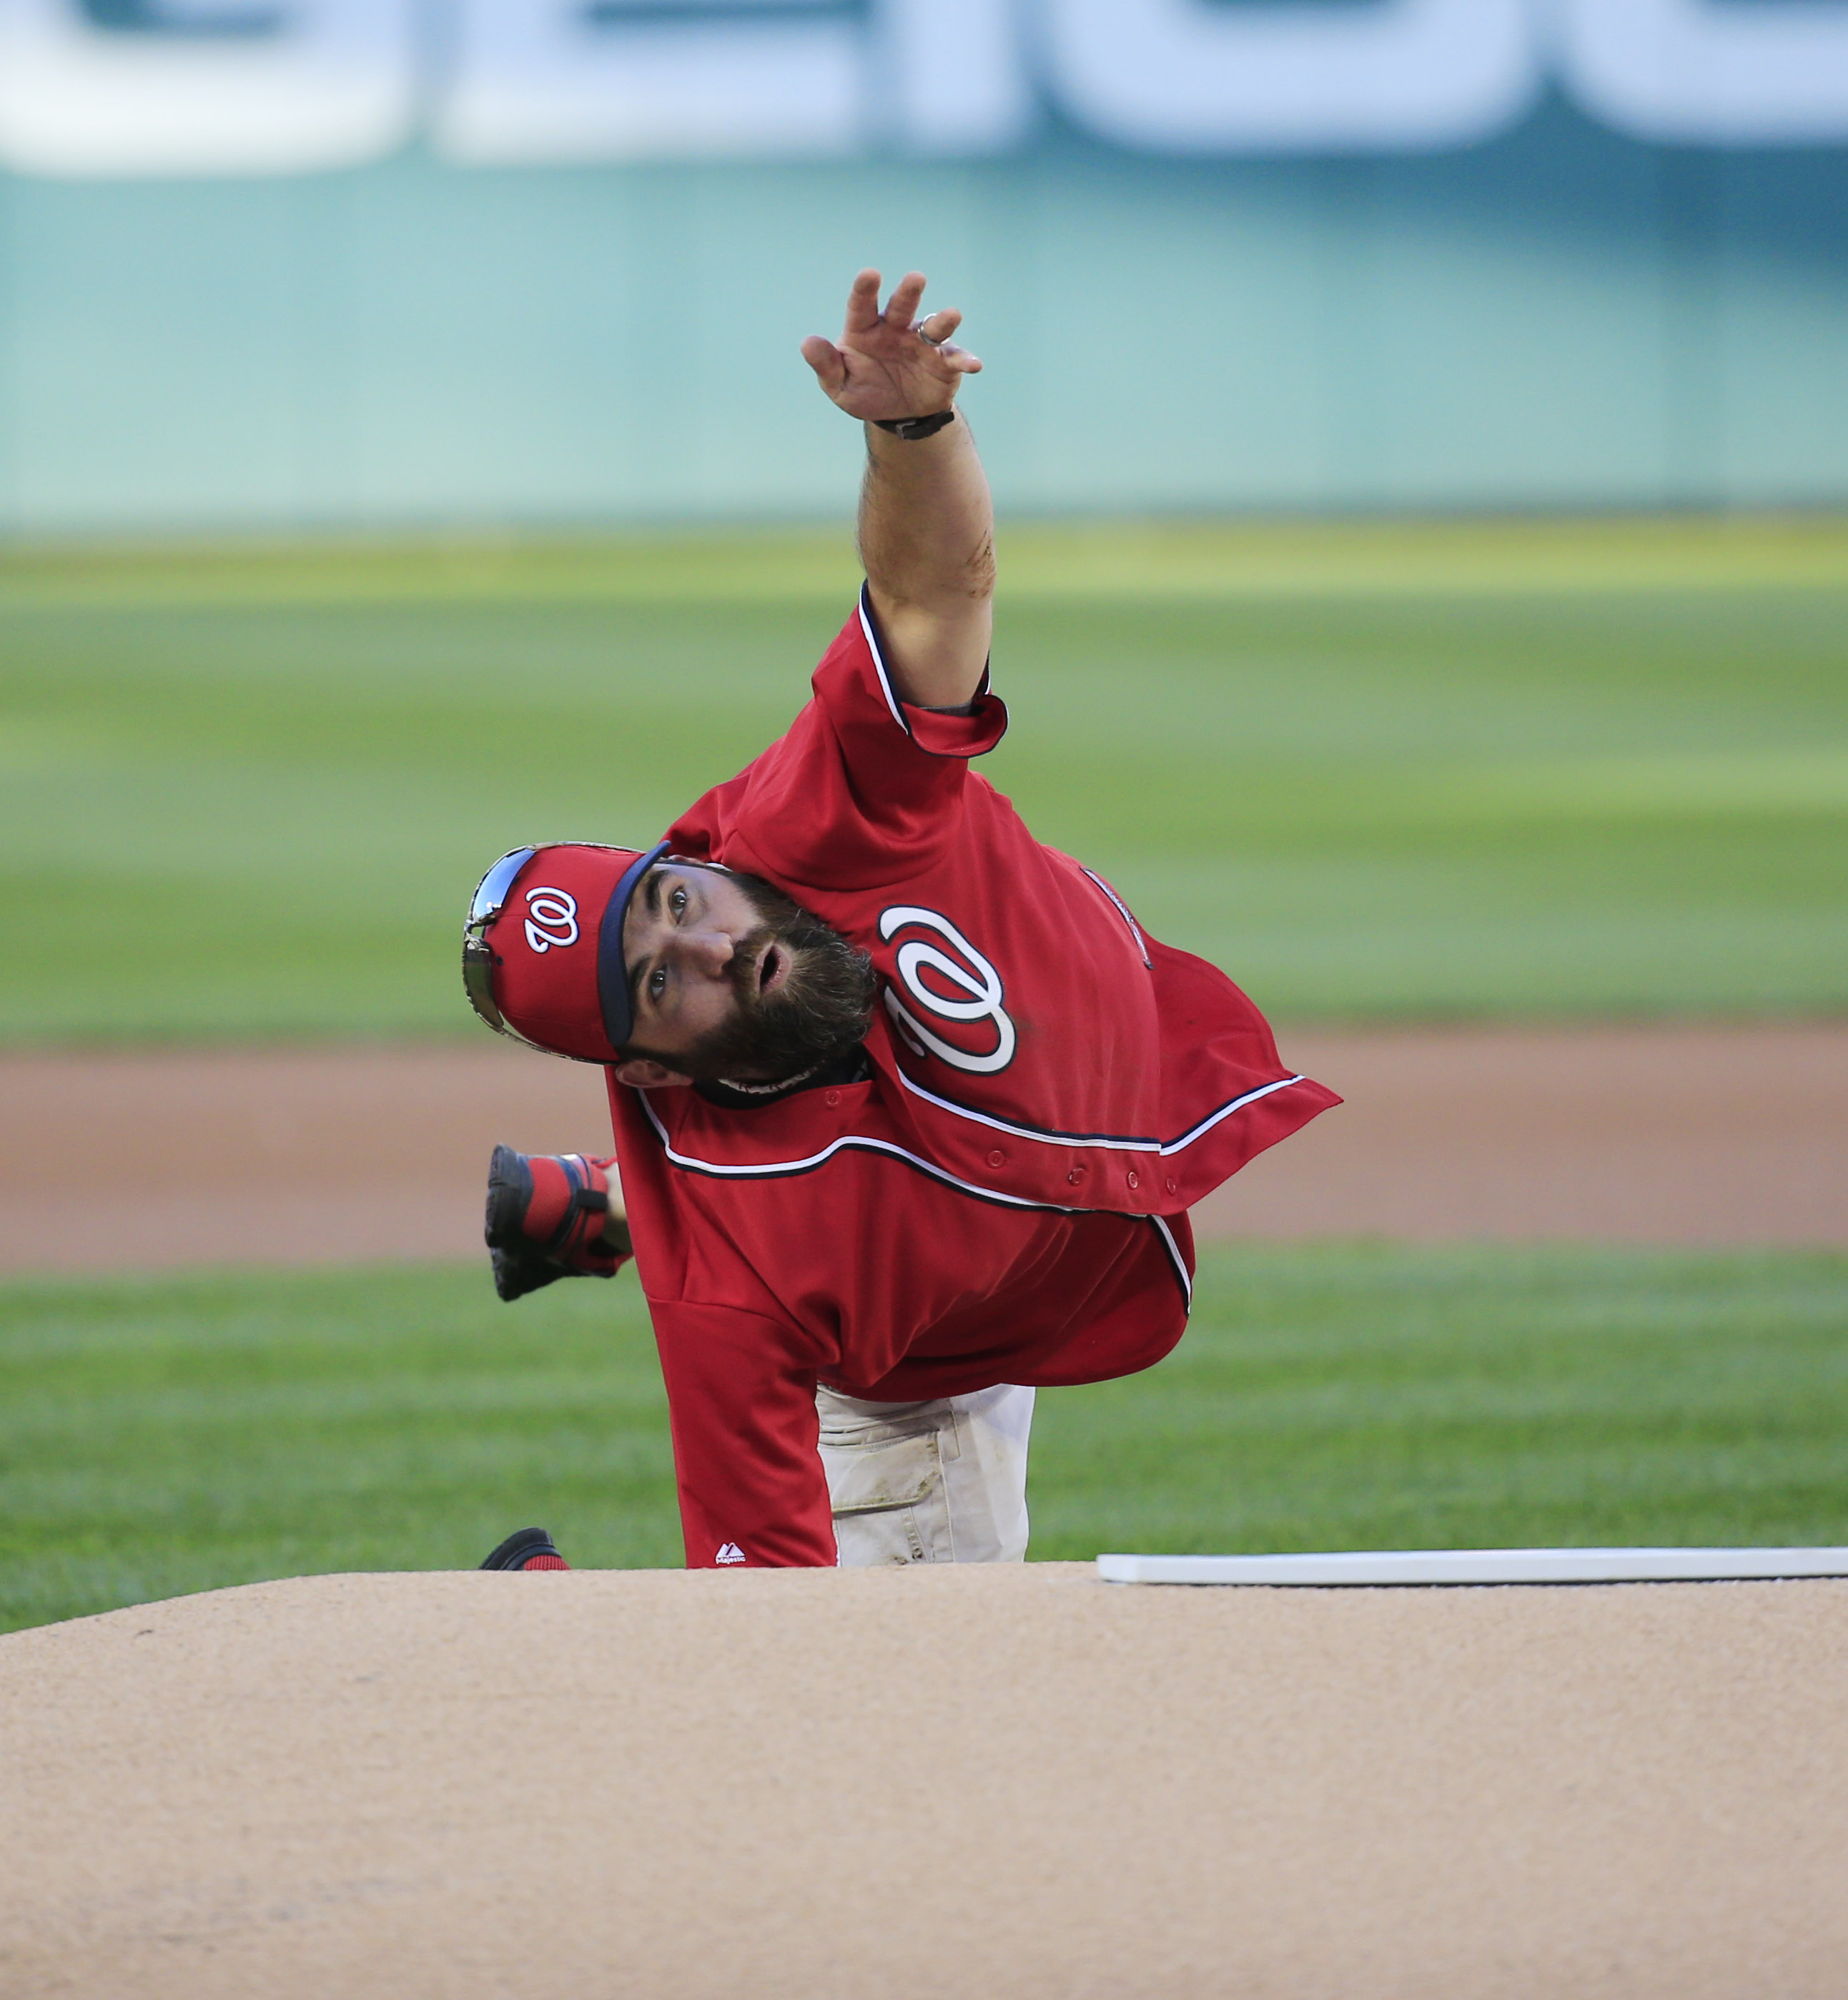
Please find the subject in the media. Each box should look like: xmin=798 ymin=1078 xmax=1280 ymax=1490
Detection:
xmin=801 ymin=268 xmax=982 ymax=424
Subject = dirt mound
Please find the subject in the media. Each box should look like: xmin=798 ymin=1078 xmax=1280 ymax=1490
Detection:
xmin=2 ymin=1024 xmax=1843 ymax=1274
xmin=3 ymin=1565 xmax=1844 ymax=1998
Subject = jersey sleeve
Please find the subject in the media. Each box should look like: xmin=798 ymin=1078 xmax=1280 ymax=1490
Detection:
xmin=668 ymin=587 xmax=1008 ymax=893
xmin=649 ymin=1301 xmax=839 ymax=1568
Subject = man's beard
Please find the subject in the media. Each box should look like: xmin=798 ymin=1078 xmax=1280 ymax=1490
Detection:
xmin=638 ymin=872 xmax=875 ymax=1085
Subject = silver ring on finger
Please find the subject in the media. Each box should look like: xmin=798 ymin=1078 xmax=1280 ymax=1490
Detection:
xmin=914 ymin=317 xmax=947 ymax=348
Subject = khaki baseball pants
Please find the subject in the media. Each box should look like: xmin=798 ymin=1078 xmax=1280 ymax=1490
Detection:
xmin=815 ymin=1383 xmax=1036 ymax=1565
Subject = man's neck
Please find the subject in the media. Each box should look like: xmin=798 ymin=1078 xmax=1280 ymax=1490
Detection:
xmin=693 ymin=1047 xmax=869 ymax=1110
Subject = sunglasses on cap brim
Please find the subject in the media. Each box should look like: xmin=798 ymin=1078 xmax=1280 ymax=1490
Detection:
xmin=462 ymin=846 xmax=541 ymax=1043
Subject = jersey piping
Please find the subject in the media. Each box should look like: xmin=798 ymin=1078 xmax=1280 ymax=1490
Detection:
xmin=634 ymin=1092 xmax=1192 ymax=1311
xmin=856 ymin=586 xmax=911 ymax=738
xmin=854 ymin=583 xmax=998 ymax=754
xmin=1080 ymin=867 xmax=1153 ymax=969
xmin=1150 ymin=1215 xmax=1193 ymax=1306
xmin=636 ymin=1088 xmax=1089 ymax=1211
xmin=1160 ymin=1074 xmax=1308 ymax=1154
xmin=885 ymin=1060 xmax=1311 ymax=1156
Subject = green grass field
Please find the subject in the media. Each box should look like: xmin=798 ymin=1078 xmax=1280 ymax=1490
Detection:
xmin=3 ymin=517 xmax=1844 ymax=1042
xmin=4 ymin=521 xmax=1842 ymax=1634
xmin=4 ymin=1244 xmax=1845 ymax=1634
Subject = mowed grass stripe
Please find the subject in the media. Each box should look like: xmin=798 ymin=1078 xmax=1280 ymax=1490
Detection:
xmin=3 ymin=1245 xmax=1844 ymax=1634
xmin=4 ymin=515 xmax=1845 ymax=609
xmin=3 ymin=526 xmax=1845 ymax=1038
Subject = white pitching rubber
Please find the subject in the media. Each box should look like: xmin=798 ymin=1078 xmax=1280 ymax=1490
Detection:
xmin=1095 ymin=1547 xmax=1848 ymax=1587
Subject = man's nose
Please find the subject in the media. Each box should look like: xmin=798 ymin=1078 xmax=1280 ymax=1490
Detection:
xmin=675 ymin=927 xmax=737 ymax=978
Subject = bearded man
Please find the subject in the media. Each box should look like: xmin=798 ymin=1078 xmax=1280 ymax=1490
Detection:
xmin=463 ymin=269 xmax=1338 ymax=1572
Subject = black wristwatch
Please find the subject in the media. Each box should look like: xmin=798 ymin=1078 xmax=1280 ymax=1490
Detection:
xmin=871 ymin=410 xmax=957 ymax=441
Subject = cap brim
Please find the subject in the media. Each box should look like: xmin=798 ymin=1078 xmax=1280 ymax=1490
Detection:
xmin=596 ymin=840 xmax=671 ymax=1052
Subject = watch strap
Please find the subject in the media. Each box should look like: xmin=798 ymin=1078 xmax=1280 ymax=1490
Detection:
xmin=871 ymin=410 xmax=957 ymax=442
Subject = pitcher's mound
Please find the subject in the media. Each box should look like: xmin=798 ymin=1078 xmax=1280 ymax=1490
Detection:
xmin=4 ymin=1565 xmax=1845 ymax=1998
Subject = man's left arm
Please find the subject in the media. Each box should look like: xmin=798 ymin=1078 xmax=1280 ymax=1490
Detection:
xmin=651 ymin=1300 xmax=839 ymax=1568
xmin=802 ymin=268 xmax=994 ymax=711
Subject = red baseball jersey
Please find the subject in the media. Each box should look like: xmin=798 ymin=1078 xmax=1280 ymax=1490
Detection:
xmin=607 ymin=591 xmax=1339 ymax=1569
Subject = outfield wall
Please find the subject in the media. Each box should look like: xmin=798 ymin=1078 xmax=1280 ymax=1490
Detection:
xmin=1 ymin=74 xmax=1844 ymax=528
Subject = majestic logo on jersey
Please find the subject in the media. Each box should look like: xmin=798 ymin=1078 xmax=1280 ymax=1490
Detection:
xmin=716 ymin=1542 xmax=747 ymax=1565
xmin=522 ymin=887 xmax=580 ymax=954
xmin=877 ymin=905 xmax=1017 ymax=1075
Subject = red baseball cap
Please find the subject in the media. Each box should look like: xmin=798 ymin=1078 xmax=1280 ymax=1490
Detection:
xmin=462 ymin=839 xmax=669 ymax=1062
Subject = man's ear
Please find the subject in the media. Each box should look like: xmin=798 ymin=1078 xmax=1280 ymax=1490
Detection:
xmin=612 ymin=1057 xmax=694 ymax=1088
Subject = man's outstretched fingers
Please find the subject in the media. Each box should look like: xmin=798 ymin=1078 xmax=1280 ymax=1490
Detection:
xmin=844 ymin=267 xmax=883 ymax=331
xmin=917 ymin=306 xmax=963 ymax=345
xmin=800 ymin=335 xmax=847 ymax=395
xmin=884 ymin=270 xmax=928 ymax=326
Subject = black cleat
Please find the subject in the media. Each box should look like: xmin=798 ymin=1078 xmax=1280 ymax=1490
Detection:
xmin=480 ymin=1526 xmax=570 ymax=1571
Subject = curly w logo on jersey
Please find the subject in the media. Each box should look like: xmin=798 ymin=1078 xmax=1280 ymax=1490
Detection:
xmin=878 ymin=905 xmax=1016 ymax=1075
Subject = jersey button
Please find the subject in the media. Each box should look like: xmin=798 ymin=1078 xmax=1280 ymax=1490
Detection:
xmin=824 ymin=1089 xmax=841 ymax=1107
xmin=985 ymin=1148 xmax=1005 ymax=1169
xmin=1067 ymin=1166 xmax=1087 ymax=1186
xmin=1165 ymin=1176 xmax=1178 ymax=1195
xmin=1126 ymin=1170 xmax=1141 ymax=1192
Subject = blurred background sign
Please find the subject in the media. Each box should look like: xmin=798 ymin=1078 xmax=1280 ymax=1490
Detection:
xmin=0 ymin=0 xmax=419 ymax=177
xmin=8 ymin=1 xmax=1848 ymax=176
xmin=0 ymin=0 xmax=1844 ymax=528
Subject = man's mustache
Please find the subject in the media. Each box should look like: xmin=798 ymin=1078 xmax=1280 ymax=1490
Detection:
xmin=725 ymin=925 xmax=778 ymax=1010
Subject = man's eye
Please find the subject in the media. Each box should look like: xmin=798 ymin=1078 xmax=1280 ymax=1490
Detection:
xmin=649 ymin=967 xmax=668 ymax=1000
xmin=669 ymin=887 xmax=688 ymax=918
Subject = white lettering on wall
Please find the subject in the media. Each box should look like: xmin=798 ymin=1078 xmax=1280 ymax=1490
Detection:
xmin=1556 ymin=0 xmax=1848 ymax=147
xmin=434 ymin=0 xmax=866 ymax=164
xmin=877 ymin=0 xmax=1034 ymax=155
xmin=435 ymin=0 xmax=1032 ymax=164
xmin=1042 ymin=0 xmax=1539 ymax=153
xmin=4 ymin=0 xmax=1848 ymax=177
xmin=0 ymin=0 xmax=417 ymax=177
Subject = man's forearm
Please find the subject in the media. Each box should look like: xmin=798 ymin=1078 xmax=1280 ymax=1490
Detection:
xmin=859 ymin=414 xmax=995 ymax=711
